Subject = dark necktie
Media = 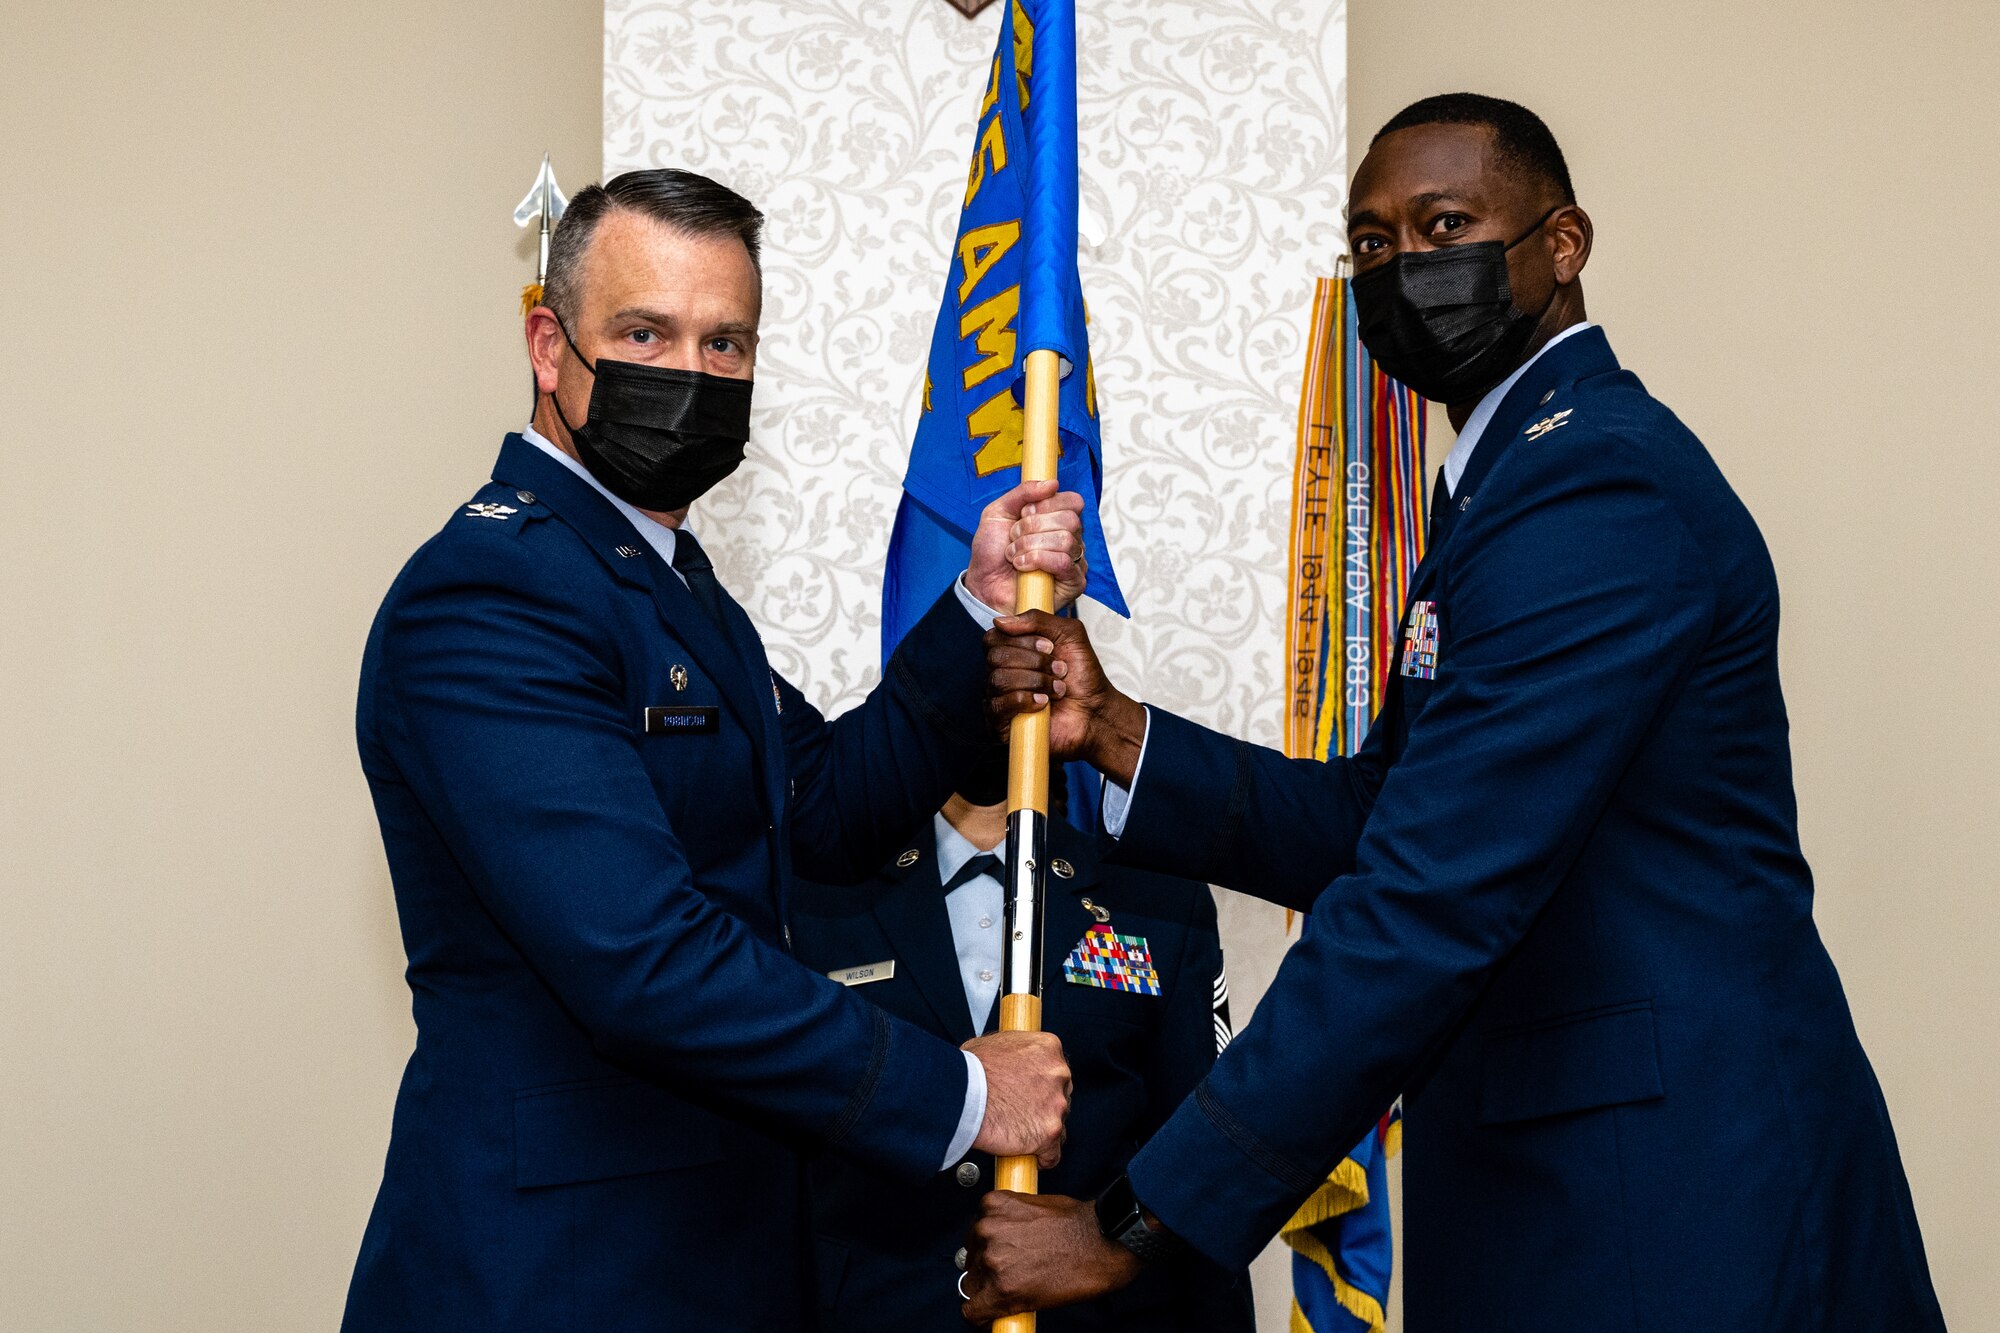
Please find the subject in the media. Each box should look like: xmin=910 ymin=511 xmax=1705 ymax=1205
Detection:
xmin=669 ymin=528 xmax=732 ymax=638
xmin=943 ymin=853 xmax=1001 ymax=896
xmin=1427 ymin=467 xmax=1454 ymax=550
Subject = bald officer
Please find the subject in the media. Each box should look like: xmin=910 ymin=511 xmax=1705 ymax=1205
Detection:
xmin=964 ymin=96 xmax=1943 ymax=1332
xmin=344 ymin=169 xmax=1083 ymax=1330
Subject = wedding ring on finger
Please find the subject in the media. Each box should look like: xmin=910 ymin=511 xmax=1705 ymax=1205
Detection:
xmin=958 ymin=1271 xmax=972 ymax=1300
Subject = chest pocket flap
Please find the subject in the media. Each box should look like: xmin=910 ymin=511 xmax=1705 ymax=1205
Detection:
xmin=1479 ymin=1000 xmax=1664 ymax=1126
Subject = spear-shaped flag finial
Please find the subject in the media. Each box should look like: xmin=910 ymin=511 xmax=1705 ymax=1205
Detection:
xmin=514 ymin=153 xmax=569 ymax=315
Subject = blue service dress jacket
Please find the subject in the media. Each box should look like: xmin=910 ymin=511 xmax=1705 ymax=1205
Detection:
xmin=343 ymin=436 xmax=996 ymax=1330
xmin=1110 ymin=330 xmax=1944 ymax=1331
xmin=791 ymin=818 xmax=1255 ymax=1333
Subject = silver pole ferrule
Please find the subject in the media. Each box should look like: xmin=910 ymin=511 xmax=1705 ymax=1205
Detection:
xmin=1001 ymin=808 xmax=1048 ymax=998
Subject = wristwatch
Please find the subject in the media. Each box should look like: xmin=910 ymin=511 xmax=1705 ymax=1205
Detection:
xmin=1094 ymin=1174 xmax=1183 ymax=1264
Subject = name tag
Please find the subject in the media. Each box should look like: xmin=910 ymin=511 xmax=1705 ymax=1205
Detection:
xmin=645 ymin=706 xmax=719 ymax=735
xmin=830 ymin=960 xmax=896 ymax=987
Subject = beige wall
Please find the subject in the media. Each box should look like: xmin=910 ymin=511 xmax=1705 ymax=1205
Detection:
xmin=3 ymin=2 xmax=1992 ymax=1329
xmin=1 ymin=2 xmax=602 ymax=1326
xmin=1348 ymin=0 xmax=2000 ymax=1326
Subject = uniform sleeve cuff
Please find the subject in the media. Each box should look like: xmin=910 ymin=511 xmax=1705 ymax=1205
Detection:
xmin=954 ymin=573 xmax=1004 ymax=630
xmin=1099 ymin=705 xmax=1153 ymax=838
xmin=942 ymin=1048 xmax=988 ymax=1168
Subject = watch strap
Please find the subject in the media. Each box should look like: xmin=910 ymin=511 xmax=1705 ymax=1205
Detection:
xmin=1094 ymin=1174 xmax=1185 ymax=1265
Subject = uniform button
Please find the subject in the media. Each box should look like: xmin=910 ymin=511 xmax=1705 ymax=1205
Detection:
xmin=978 ymin=917 xmax=992 ymax=929
xmin=954 ymin=1246 xmax=969 ymax=1271
xmin=516 ymin=490 xmax=536 ymax=504
xmin=955 ymin=1161 xmax=981 ymax=1188
xmin=978 ymin=969 xmax=993 ymax=982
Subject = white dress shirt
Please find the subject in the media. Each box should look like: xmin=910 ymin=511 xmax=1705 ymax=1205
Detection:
xmin=520 ymin=424 xmax=989 ymax=1169
xmin=1101 ymin=322 xmax=1598 ymax=838
xmin=934 ymin=814 xmax=1007 ymax=1035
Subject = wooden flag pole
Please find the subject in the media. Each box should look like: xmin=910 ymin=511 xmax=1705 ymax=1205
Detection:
xmin=994 ymin=347 xmax=1063 ymax=1333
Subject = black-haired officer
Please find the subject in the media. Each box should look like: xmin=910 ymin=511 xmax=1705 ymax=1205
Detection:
xmin=965 ymin=94 xmax=1944 ymax=1333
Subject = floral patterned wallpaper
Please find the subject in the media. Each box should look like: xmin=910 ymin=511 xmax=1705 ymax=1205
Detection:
xmin=606 ymin=4 xmax=1350 ymax=1319
xmin=606 ymin=0 xmax=1346 ymax=741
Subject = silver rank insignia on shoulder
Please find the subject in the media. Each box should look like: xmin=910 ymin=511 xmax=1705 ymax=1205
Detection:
xmin=1524 ymin=408 xmax=1573 ymax=440
xmin=464 ymin=502 xmax=518 ymax=521
xmin=670 ymin=664 xmax=688 ymax=692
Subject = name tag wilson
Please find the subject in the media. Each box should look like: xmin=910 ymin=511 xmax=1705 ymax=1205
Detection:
xmin=644 ymin=706 xmax=719 ymax=735
xmin=830 ymin=960 xmax=896 ymax=987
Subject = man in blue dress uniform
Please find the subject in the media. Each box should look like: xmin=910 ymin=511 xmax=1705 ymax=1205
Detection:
xmin=963 ymin=96 xmax=1945 ymax=1332
xmin=342 ymin=169 xmax=1086 ymax=1330
xmin=791 ymin=761 xmax=1254 ymax=1332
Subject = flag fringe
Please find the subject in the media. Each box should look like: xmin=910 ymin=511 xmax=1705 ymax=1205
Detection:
xmin=1286 ymin=1224 xmax=1389 ymax=1333
xmin=1279 ymin=1153 xmax=1371 ymax=1239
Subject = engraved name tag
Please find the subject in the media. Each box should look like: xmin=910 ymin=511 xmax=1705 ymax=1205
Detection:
xmin=830 ymin=960 xmax=896 ymax=987
xmin=645 ymin=706 xmax=719 ymax=735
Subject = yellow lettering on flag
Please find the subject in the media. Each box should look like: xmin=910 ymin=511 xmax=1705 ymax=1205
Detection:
xmin=957 ymin=221 xmax=1022 ymax=303
xmin=958 ymin=285 xmax=1020 ymax=390
xmin=964 ymin=118 xmax=1009 ymax=207
xmin=977 ymin=55 xmax=1002 ymax=120
xmin=967 ymin=387 xmax=1023 ymax=476
xmin=1012 ymin=0 xmax=1033 ymax=108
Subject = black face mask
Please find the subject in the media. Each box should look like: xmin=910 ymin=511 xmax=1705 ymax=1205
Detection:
xmin=1350 ymin=208 xmax=1559 ymax=404
xmin=550 ymin=320 xmax=754 ymax=512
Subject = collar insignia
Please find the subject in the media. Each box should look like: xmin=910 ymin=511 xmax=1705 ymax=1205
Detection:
xmin=1523 ymin=408 xmax=1573 ymax=440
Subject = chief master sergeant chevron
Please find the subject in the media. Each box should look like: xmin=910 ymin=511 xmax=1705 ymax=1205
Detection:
xmin=342 ymin=168 xmax=1086 ymax=1330
xmin=966 ymin=96 xmax=1945 ymax=1331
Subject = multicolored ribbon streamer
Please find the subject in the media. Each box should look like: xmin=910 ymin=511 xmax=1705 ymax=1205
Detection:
xmin=1285 ymin=268 xmax=1427 ymax=766
xmin=1280 ymin=267 xmax=1425 ymax=1333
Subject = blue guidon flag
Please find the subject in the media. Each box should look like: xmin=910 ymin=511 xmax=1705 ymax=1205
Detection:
xmin=881 ymin=0 xmax=1127 ymax=664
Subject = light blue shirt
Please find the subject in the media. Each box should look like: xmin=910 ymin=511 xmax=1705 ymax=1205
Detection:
xmin=1441 ymin=320 xmax=1594 ymax=497
xmin=934 ymin=814 xmax=1007 ymax=1035
xmin=522 ymin=423 xmax=989 ymax=1170
xmin=1102 ymin=322 xmax=1598 ymax=838
xmin=522 ymin=424 xmax=690 ymax=572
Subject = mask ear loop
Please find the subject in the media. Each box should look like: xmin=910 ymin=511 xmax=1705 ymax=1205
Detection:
xmin=1503 ymin=204 xmax=1567 ymax=321
xmin=544 ymin=314 xmax=597 ymax=438
xmin=552 ymin=315 xmax=597 ymax=375
xmin=1503 ymin=204 xmax=1564 ymax=252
